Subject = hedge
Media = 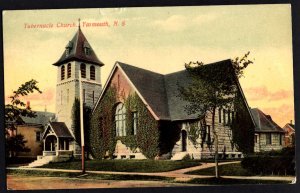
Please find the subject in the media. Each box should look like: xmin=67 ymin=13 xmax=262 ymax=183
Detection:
xmin=241 ymin=147 xmax=295 ymax=175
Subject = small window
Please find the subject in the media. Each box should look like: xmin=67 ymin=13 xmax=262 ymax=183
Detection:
xmin=266 ymin=133 xmax=272 ymax=145
xmin=227 ymin=110 xmax=231 ymax=124
xmin=90 ymin=66 xmax=95 ymax=80
xmin=92 ymin=91 xmax=95 ymax=104
xmin=132 ymin=112 xmax=138 ymax=135
xmin=218 ymin=108 xmax=222 ymax=123
xmin=279 ymin=134 xmax=282 ymax=145
xmin=254 ymin=135 xmax=258 ymax=143
xmin=61 ymin=65 xmax=65 ymax=80
xmin=223 ymin=109 xmax=226 ymax=124
xmin=206 ymin=125 xmax=211 ymax=142
xmin=67 ymin=63 xmax=71 ymax=78
xmin=36 ymin=131 xmax=41 ymax=142
xmin=80 ymin=63 xmax=86 ymax=78
xmin=83 ymin=89 xmax=86 ymax=103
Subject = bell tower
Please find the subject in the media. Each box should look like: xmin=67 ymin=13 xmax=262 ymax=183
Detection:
xmin=52 ymin=22 xmax=104 ymax=136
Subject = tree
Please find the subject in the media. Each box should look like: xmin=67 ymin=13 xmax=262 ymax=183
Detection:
xmin=178 ymin=52 xmax=253 ymax=178
xmin=5 ymin=79 xmax=42 ymax=158
xmin=71 ymin=98 xmax=91 ymax=158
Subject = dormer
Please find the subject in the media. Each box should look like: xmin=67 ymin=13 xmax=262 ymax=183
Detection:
xmin=65 ymin=41 xmax=73 ymax=56
xmin=83 ymin=41 xmax=91 ymax=55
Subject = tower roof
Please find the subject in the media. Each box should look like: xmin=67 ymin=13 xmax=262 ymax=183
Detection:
xmin=53 ymin=28 xmax=104 ymax=66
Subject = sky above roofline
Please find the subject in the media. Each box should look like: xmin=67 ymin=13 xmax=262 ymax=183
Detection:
xmin=3 ymin=5 xmax=294 ymax=127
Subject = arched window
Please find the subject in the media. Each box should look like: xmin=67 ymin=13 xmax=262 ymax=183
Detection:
xmin=115 ymin=103 xmax=126 ymax=136
xmin=61 ymin=65 xmax=65 ymax=80
xmin=67 ymin=63 xmax=71 ymax=78
xmin=90 ymin=65 xmax=95 ymax=80
xmin=80 ymin=63 xmax=86 ymax=78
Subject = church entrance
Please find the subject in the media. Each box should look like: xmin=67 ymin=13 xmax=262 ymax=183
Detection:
xmin=182 ymin=130 xmax=187 ymax=152
xmin=45 ymin=135 xmax=57 ymax=152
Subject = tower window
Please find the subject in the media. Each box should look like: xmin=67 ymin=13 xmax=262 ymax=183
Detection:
xmin=83 ymin=89 xmax=86 ymax=103
xmin=80 ymin=63 xmax=86 ymax=78
xmin=67 ymin=63 xmax=71 ymax=78
xmin=61 ymin=65 xmax=65 ymax=80
xmin=92 ymin=91 xmax=95 ymax=104
xmin=90 ymin=66 xmax=95 ymax=80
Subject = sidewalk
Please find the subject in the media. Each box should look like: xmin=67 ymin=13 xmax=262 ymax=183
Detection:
xmin=7 ymin=161 xmax=295 ymax=182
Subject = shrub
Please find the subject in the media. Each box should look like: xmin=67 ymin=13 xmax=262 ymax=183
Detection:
xmin=241 ymin=147 xmax=295 ymax=176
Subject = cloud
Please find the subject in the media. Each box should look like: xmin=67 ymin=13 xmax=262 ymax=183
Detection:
xmin=5 ymin=87 xmax=55 ymax=107
xmin=244 ymin=86 xmax=293 ymax=101
xmin=151 ymin=14 xmax=218 ymax=32
xmin=260 ymin=104 xmax=294 ymax=127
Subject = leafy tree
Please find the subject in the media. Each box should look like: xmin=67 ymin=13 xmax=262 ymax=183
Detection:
xmin=71 ymin=98 xmax=91 ymax=158
xmin=5 ymin=79 xmax=42 ymax=158
xmin=178 ymin=52 xmax=253 ymax=178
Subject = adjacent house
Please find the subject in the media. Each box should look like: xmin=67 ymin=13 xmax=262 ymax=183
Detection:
xmin=11 ymin=108 xmax=55 ymax=158
xmin=89 ymin=60 xmax=255 ymax=160
xmin=250 ymin=108 xmax=285 ymax=152
xmin=283 ymin=121 xmax=295 ymax=147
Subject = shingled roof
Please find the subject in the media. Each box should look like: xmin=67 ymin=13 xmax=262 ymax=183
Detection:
xmin=42 ymin=122 xmax=73 ymax=139
xmin=20 ymin=111 xmax=55 ymax=126
xmin=98 ymin=59 xmax=241 ymax=121
xmin=250 ymin=108 xmax=285 ymax=133
xmin=53 ymin=28 xmax=104 ymax=66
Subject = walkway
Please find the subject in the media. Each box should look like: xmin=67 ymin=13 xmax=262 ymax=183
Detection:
xmin=7 ymin=161 xmax=295 ymax=183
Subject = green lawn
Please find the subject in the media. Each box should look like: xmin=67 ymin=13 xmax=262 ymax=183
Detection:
xmin=187 ymin=177 xmax=291 ymax=185
xmin=7 ymin=169 xmax=174 ymax=181
xmin=40 ymin=159 xmax=201 ymax=173
xmin=187 ymin=163 xmax=255 ymax=176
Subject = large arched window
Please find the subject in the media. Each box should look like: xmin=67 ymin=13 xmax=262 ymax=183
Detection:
xmin=90 ymin=65 xmax=95 ymax=80
xmin=80 ymin=63 xmax=86 ymax=78
xmin=61 ymin=65 xmax=65 ymax=80
xmin=67 ymin=63 xmax=71 ymax=78
xmin=115 ymin=103 xmax=126 ymax=136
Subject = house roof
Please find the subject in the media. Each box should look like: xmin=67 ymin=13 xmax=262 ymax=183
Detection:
xmin=53 ymin=28 xmax=104 ymax=66
xmin=42 ymin=122 xmax=73 ymax=139
xmin=20 ymin=111 xmax=55 ymax=126
xmin=95 ymin=59 xmax=250 ymax=122
xmin=250 ymin=108 xmax=285 ymax=133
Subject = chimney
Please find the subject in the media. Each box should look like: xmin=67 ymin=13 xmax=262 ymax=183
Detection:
xmin=290 ymin=120 xmax=293 ymax=124
xmin=26 ymin=101 xmax=30 ymax=109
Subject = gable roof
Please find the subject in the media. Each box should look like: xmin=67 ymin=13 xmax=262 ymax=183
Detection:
xmin=118 ymin=62 xmax=170 ymax=120
xmin=53 ymin=28 xmax=104 ymax=66
xmin=42 ymin=122 xmax=73 ymax=139
xmin=250 ymin=108 xmax=285 ymax=133
xmin=94 ymin=59 xmax=253 ymax=123
xmin=20 ymin=111 xmax=55 ymax=126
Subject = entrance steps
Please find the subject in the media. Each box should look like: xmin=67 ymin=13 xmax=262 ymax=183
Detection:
xmin=22 ymin=156 xmax=54 ymax=168
xmin=22 ymin=155 xmax=71 ymax=168
xmin=171 ymin=152 xmax=189 ymax=160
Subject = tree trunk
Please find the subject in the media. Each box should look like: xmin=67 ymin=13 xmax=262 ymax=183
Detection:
xmin=212 ymin=108 xmax=219 ymax=178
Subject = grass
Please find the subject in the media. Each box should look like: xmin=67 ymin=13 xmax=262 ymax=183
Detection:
xmin=187 ymin=177 xmax=291 ymax=185
xmin=40 ymin=159 xmax=201 ymax=173
xmin=187 ymin=162 xmax=255 ymax=176
xmin=7 ymin=169 xmax=174 ymax=181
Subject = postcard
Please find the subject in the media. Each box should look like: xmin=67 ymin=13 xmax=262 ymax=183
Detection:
xmin=3 ymin=5 xmax=295 ymax=190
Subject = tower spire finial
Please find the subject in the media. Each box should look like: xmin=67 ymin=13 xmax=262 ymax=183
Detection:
xmin=78 ymin=18 xmax=81 ymax=29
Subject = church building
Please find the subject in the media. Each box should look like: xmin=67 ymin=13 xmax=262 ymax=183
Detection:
xmin=35 ymin=23 xmax=255 ymax=164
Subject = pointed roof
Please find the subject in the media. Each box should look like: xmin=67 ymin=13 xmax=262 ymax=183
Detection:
xmin=94 ymin=59 xmax=253 ymax=122
xmin=42 ymin=122 xmax=73 ymax=139
xmin=53 ymin=28 xmax=104 ymax=66
xmin=250 ymin=108 xmax=285 ymax=133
